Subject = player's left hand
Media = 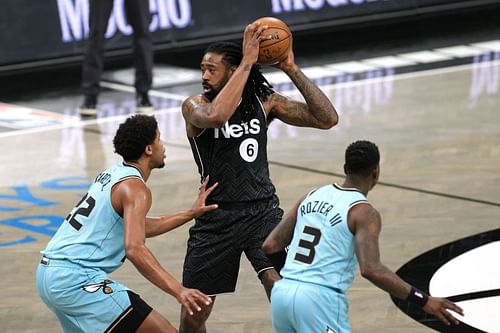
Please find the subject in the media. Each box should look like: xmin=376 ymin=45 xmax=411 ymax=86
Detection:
xmin=273 ymin=40 xmax=296 ymax=72
xmin=423 ymin=296 xmax=464 ymax=326
xmin=177 ymin=286 xmax=213 ymax=315
xmin=191 ymin=176 xmax=218 ymax=217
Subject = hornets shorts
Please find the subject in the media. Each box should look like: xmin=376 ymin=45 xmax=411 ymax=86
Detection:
xmin=182 ymin=195 xmax=284 ymax=295
xmin=271 ymin=278 xmax=349 ymax=333
xmin=36 ymin=257 xmax=152 ymax=333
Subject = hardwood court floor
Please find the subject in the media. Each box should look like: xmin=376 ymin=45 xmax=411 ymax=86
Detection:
xmin=1 ymin=46 xmax=500 ymax=333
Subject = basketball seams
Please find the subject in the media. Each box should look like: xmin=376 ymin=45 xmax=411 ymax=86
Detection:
xmin=264 ymin=38 xmax=290 ymax=60
xmin=259 ymin=29 xmax=291 ymax=47
xmin=270 ymin=39 xmax=290 ymax=60
xmin=254 ymin=16 xmax=292 ymax=65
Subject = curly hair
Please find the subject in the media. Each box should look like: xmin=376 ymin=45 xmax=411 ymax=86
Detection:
xmin=345 ymin=140 xmax=380 ymax=176
xmin=113 ymin=115 xmax=158 ymax=161
xmin=204 ymin=42 xmax=274 ymax=120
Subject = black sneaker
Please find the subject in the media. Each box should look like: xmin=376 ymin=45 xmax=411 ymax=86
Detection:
xmin=136 ymin=93 xmax=154 ymax=114
xmin=80 ymin=95 xmax=97 ymax=116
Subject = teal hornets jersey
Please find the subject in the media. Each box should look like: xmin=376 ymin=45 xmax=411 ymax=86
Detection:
xmin=42 ymin=163 xmax=143 ymax=273
xmin=281 ymin=183 xmax=368 ymax=292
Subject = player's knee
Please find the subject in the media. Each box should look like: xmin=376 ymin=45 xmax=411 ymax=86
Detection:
xmin=180 ymin=306 xmax=211 ymax=333
xmin=179 ymin=317 xmax=204 ymax=333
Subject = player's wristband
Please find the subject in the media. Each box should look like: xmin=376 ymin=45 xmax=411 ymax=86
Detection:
xmin=406 ymin=286 xmax=429 ymax=307
xmin=266 ymin=250 xmax=287 ymax=274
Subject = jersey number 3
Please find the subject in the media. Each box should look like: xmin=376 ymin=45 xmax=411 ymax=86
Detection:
xmin=66 ymin=193 xmax=96 ymax=231
xmin=294 ymin=226 xmax=321 ymax=264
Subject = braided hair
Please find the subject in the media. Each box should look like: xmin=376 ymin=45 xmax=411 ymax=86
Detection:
xmin=204 ymin=42 xmax=274 ymax=119
xmin=345 ymin=140 xmax=380 ymax=177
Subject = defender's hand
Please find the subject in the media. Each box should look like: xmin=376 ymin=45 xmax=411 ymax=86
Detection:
xmin=177 ymin=287 xmax=212 ymax=316
xmin=191 ymin=176 xmax=218 ymax=218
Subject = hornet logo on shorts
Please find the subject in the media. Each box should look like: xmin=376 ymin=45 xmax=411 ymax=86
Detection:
xmin=82 ymin=279 xmax=114 ymax=294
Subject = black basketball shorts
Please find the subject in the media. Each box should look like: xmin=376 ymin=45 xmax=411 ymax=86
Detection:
xmin=182 ymin=195 xmax=284 ymax=295
xmin=106 ymin=291 xmax=153 ymax=333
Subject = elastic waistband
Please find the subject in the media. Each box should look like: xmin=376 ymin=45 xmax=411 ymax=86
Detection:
xmin=209 ymin=196 xmax=277 ymax=210
xmin=283 ymin=277 xmax=344 ymax=294
xmin=40 ymin=256 xmax=81 ymax=268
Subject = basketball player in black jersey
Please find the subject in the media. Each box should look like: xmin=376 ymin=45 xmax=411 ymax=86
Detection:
xmin=179 ymin=21 xmax=338 ymax=332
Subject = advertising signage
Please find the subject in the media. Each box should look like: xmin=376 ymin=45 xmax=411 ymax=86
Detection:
xmin=0 ymin=0 xmax=496 ymax=72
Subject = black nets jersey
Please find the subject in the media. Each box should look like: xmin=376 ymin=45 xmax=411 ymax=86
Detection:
xmin=188 ymin=94 xmax=276 ymax=203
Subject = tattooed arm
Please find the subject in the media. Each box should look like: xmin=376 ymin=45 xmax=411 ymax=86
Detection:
xmin=182 ymin=23 xmax=268 ymax=135
xmin=265 ymin=46 xmax=338 ymax=129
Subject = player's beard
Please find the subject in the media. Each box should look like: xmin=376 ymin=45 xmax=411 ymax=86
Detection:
xmin=158 ymin=153 xmax=166 ymax=169
xmin=156 ymin=150 xmax=166 ymax=169
xmin=203 ymin=75 xmax=230 ymax=101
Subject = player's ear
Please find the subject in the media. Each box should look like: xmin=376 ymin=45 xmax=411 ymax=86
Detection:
xmin=372 ymin=165 xmax=380 ymax=184
xmin=145 ymin=144 xmax=153 ymax=156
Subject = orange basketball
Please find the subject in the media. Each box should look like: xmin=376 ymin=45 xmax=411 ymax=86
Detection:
xmin=253 ymin=17 xmax=292 ymax=65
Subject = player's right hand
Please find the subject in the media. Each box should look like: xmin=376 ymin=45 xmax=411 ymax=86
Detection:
xmin=242 ymin=21 xmax=269 ymax=64
xmin=177 ymin=286 xmax=212 ymax=315
xmin=423 ymin=296 xmax=464 ymax=326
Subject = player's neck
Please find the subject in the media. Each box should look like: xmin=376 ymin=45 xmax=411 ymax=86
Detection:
xmin=123 ymin=160 xmax=150 ymax=181
xmin=342 ymin=177 xmax=369 ymax=196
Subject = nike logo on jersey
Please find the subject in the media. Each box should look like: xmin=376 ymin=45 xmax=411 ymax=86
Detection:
xmin=214 ymin=119 xmax=261 ymax=138
xmin=326 ymin=326 xmax=336 ymax=333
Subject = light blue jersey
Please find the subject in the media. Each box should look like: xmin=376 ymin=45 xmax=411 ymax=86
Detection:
xmin=281 ymin=183 xmax=367 ymax=292
xmin=42 ymin=162 xmax=143 ymax=272
xmin=36 ymin=162 xmax=147 ymax=333
xmin=272 ymin=183 xmax=368 ymax=333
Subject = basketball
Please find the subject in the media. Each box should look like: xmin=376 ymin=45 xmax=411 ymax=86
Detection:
xmin=253 ymin=17 xmax=292 ymax=65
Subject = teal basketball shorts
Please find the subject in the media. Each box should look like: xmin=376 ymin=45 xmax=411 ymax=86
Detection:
xmin=36 ymin=257 xmax=152 ymax=333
